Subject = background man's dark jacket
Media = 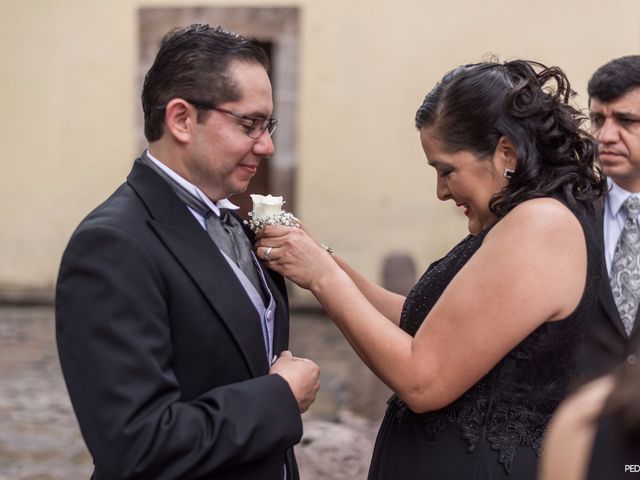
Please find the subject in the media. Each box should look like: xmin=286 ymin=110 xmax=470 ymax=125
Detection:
xmin=577 ymin=209 xmax=640 ymax=382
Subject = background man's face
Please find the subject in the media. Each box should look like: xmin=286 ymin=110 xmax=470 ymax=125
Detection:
xmin=590 ymin=87 xmax=640 ymax=192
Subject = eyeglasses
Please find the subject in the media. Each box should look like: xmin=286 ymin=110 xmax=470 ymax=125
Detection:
xmin=186 ymin=100 xmax=278 ymax=139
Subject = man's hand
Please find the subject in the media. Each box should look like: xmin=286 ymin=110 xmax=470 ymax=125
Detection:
xmin=269 ymin=351 xmax=320 ymax=413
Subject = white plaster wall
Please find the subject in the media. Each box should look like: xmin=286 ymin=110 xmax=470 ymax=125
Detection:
xmin=1 ymin=0 xmax=638 ymax=293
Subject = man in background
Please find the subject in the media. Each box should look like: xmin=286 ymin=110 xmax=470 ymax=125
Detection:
xmin=578 ymin=55 xmax=640 ymax=379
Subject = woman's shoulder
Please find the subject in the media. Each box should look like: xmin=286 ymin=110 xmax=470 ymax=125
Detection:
xmin=544 ymin=376 xmax=614 ymax=456
xmin=488 ymin=197 xmax=582 ymax=243
xmin=539 ymin=376 xmax=615 ymax=480
xmin=557 ymin=375 xmax=616 ymax=423
xmin=508 ymin=196 xmax=578 ymax=221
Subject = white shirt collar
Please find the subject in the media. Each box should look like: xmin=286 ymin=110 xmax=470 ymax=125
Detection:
xmin=606 ymin=178 xmax=640 ymax=218
xmin=144 ymin=150 xmax=239 ymax=216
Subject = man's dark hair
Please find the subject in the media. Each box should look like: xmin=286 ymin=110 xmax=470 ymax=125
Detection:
xmin=588 ymin=55 xmax=640 ymax=103
xmin=142 ymin=23 xmax=270 ymax=142
xmin=415 ymin=59 xmax=606 ymax=218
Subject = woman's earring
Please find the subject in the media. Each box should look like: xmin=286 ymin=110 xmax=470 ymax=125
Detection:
xmin=503 ymin=168 xmax=515 ymax=179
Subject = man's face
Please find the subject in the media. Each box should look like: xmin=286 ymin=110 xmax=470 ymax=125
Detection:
xmin=590 ymin=87 xmax=640 ymax=192
xmin=187 ymin=61 xmax=275 ymax=201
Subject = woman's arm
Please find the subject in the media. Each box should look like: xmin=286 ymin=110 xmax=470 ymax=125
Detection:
xmin=263 ymin=221 xmax=405 ymax=324
xmin=331 ymin=254 xmax=405 ymax=325
xmin=260 ymin=198 xmax=588 ymax=412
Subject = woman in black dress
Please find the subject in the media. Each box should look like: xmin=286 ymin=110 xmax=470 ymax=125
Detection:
xmin=257 ymin=60 xmax=606 ymax=479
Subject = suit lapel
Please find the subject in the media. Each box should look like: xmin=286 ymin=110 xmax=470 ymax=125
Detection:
xmin=597 ymin=205 xmax=629 ymax=338
xmin=128 ymin=159 xmax=269 ymax=376
xmin=598 ymin=266 xmax=628 ymax=338
xmin=237 ymin=213 xmax=290 ymax=353
xmin=263 ymin=266 xmax=290 ymax=353
xmin=630 ymin=308 xmax=640 ymax=338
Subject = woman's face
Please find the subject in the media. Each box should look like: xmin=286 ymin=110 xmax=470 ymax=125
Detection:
xmin=420 ymin=127 xmax=509 ymax=234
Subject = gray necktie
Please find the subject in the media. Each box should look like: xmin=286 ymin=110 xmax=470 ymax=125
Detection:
xmin=138 ymin=154 xmax=267 ymax=303
xmin=206 ymin=208 xmax=267 ymax=304
xmin=610 ymin=196 xmax=640 ymax=336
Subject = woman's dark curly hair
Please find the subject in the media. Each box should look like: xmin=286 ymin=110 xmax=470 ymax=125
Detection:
xmin=415 ymin=59 xmax=606 ymax=217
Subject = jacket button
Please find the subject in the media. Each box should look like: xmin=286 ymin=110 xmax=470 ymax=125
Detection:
xmin=627 ymin=354 xmax=637 ymax=365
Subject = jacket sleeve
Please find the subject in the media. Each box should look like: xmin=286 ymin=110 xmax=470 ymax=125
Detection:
xmin=55 ymin=224 xmax=303 ymax=479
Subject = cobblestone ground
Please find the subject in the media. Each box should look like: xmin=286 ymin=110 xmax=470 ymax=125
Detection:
xmin=0 ymin=307 xmax=90 ymax=479
xmin=0 ymin=307 xmax=389 ymax=480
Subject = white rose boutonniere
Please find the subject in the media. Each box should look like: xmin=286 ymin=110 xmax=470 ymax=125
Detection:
xmin=246 ymin=194 xmax=299 ymax=232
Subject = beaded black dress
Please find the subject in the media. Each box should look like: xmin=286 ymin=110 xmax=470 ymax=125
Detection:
xmin=368 ymin=199 xmax=601 ymax=480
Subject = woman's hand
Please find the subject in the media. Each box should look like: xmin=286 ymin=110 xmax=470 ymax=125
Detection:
xmin=256 ymin=225 xmax=336 ymax=290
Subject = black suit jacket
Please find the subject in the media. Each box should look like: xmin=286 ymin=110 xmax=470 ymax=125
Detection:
xmin=577 ymin=205 xmax=640 ymax=382
xmin=56 ymin=159 xmax=302 ymax=479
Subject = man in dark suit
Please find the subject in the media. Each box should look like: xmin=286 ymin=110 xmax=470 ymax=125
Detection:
xmin=578 ymin=55 xmax=640 ymax=380
xmin=56 ymin=24 xmax=319 ymax=479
